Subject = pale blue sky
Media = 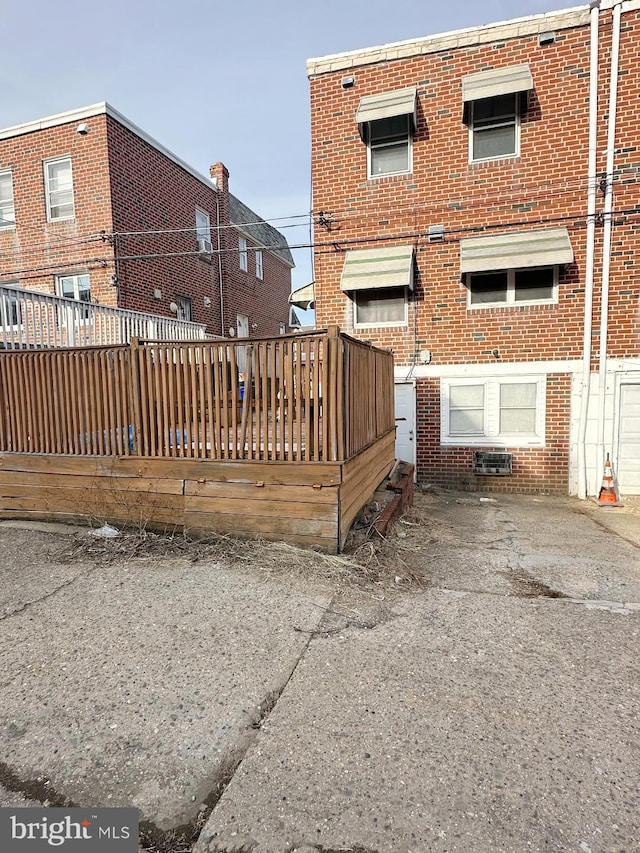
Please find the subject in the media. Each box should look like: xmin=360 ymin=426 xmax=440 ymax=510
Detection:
xmin=2 ymin=0 xmax=563 ymax=309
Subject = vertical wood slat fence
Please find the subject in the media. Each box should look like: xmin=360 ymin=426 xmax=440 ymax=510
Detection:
xmin=0 ymin=328 xmax=395 ymax=464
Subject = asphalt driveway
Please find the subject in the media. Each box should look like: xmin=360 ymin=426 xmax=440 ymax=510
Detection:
xmin=1 ymin=491 xmax=639 ymax=852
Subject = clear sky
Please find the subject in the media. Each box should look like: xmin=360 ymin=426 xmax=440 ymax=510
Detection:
xmin=2 ymin=0 xmax=564 ymax=319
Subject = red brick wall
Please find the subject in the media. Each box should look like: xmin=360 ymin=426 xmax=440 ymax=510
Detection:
xmin=0 ymin=112 xmax=293 ymax=340
xmin=211 ymin=163 xmax=292 ymax=339
xmin=416 ymin=373 xmax=572 ymax=494
xmin=309 ymin=6 xmax=639 ymax=492
xmin=0 ymin=114 xmax=116 ymax=303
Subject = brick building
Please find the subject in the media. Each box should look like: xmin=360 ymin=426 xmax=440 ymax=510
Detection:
xmin=0 ymin=103 xmax=294 ymax=340
xmin=308 ymin=0 xmax=640 ymax=496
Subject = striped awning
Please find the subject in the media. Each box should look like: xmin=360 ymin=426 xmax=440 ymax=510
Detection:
xmin=462 ymin=64 xmax=534 ymax=103
xmin=289 ymin=282 xmax=315 ymax=310
xmin=460 ymin=228 xmax=574 ymax=274
xmin=340 ymin=245 xmax=415 ymax=292
xmin=356 ymin=87 xmax=418 ymax=137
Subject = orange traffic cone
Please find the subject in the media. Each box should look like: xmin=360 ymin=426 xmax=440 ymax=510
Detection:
xmin=596 ymin=453 xmax=623 ymax=507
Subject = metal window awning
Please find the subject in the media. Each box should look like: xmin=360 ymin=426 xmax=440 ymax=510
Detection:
xmin=289 ymin=282 xmax=315 ymax=310
xmin=356 ymin=87 xmax=418 ymax=140
xmin=462 ymin=64 xmax=534 ymax=103
xmin=460 ymin=228 xmax=574 ymax=274
xmin=340 ymin=245 xmax=415 ymax=292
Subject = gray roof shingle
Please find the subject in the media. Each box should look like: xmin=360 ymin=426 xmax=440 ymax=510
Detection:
xmin=229 ymin=195 xmax=294 ymax=267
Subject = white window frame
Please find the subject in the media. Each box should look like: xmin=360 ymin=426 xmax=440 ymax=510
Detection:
xmin=44 ymin=157 xmax=75 ymax=222
xmin=174 ymin=295 xmax=192 ymax=322
xmin=468 ymin=93 xmax=520 ymax=164
xmin=1 ymin=283 xmax=21 ymax=329
xmin=195 ymin=208 xmax=211 ymax=252
xmin=466 ymin=266 xmax=558 ymax=309
xmin=441 ymin=375 xmax=546 ymax=448
xmin=367 ymin=116 xmax=413 ymax=179
xmin=0 ymin=170 xmax=15 ymax=229
xmin=352 ymin=287 xmax=409 ymax=329
xmin=255 ymin=249 xmax=263 ymax=280
xmin=239 ymin=236 xmax=248 ymax=272
xmin=56 ymin=273 xmax=91 ymax=324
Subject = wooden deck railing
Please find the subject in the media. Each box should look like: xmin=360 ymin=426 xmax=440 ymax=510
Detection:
xmin=0 ymin=327 xmax=395 ymax=463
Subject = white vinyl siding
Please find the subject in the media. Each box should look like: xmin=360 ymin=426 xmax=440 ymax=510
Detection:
xmin=44 ymin=157 xmax=75 ymax=221
xmin=442 ymin=376 xmax=546 ymax=447
xmin=0 ymin=171 xmax=15 ymax=228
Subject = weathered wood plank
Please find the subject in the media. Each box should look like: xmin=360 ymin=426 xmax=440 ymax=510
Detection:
xmin=185 ymin=495 xmax=338 ymax=522
xmin=185 ymin=479 xmax=338 ymax=504
xmin=0 ymin=471 xmax=185 ymax=495
xmin=183 ymin=509 xmax=336 ymax=541
xmin=0 ymin=453 xmax=343 ymax=485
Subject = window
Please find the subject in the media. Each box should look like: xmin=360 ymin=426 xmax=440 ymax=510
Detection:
xmin=368 ymin=115 xmax=412 ymax=177
xmin=56 ymin=274 xmax=91 ymax=320
xmin=441 ymin=376 xmax=546 ymax=447
xmin=1 ymin=283 xmax=21 ymax=328
xmin=239 ymin=236 xmax=248 ymax=272
xmin=353 ymin=287 xmax=407 ymax=328
xmin=0 ymin=171 xmax=15 ymax=228
xmin=44 ymin=158 xmax=75 ymax=221
xmin=467 ymin=266 xmax=557 ymax=307
xmin=174 ymin=296 xmax=192 ymax=322
xmin=195 ymin=208 xmax=211 ymax=252
xmin=255 ymin=249 xmax=263 ymax=279
xmin=356 ymin=87 xmax=417 ymax=179
xmin=469 ymin=93 xmax=519 ymax=161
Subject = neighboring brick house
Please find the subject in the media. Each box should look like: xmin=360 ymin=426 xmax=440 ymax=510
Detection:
xmin=0 ymin=103 xmax=293 ymax=339
xmin=308 ymin=0 xmax=640 ymax=496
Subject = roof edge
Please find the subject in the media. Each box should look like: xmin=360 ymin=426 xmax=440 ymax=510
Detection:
xmin=307 ymin=3 xmax=593 ymax=76
xmin=231 ymin=219 xmax=296 ymax=268
xmin=0 ymin=102 xmax=218 ymax=194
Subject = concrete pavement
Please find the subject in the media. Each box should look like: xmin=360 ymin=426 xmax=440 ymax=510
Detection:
xmin=1 ymin=492 xmax=638 ymax=852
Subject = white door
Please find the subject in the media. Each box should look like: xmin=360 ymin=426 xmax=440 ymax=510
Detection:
xmin=394 ymin=382 xmax=416 ymax=471
xmin=617 ymin=383 xmax=640 ymax=493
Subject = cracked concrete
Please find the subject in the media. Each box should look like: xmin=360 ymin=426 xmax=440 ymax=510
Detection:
xmin=0 ymin=536 xmax=330 ymax=836
xmin=1 ymin=492 xmax=639 ymax=852
xmin=194 ymin=492 xmax=640 ymax=853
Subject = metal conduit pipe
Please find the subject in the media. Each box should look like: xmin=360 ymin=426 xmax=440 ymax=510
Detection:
xmin=596 ymin=0 xmax=624 ymax=477
xmin=577 ymin=0 xmax=602 ymax=500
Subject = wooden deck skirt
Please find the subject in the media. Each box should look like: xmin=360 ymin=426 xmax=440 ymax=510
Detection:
xmin=0 ymin=329 xmax=397 ymax=552
xmin=0 ymin=430 xmax=396 ymax=553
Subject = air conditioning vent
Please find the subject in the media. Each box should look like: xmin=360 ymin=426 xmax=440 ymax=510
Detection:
xmin=473 ymin=451 xmax=512 ymax=476
xmin=198 ymin=238 xmax=213 ymax=254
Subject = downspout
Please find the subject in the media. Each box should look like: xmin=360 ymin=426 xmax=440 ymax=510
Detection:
xmin=596 ymin=0 xmax=623 ymax=475
xmin=215 ymin=192 xmax=225 ymax=337
xmin=577 ymin=0 xmax=601 ymax=499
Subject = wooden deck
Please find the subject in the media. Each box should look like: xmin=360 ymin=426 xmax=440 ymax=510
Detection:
xmin=0 ymin=328 xmax=397 ymax=552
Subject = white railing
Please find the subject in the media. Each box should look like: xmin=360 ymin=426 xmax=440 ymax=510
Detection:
xmin=0 ymin=283 xmax=208 ymax=349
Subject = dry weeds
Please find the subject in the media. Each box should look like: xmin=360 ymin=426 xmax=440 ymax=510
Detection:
xmin=61 ymin=495 xmax=436 ymax=596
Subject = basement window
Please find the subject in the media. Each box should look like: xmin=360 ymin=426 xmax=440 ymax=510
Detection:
xmin=441 ymin=376 xmax=546 ymax=447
